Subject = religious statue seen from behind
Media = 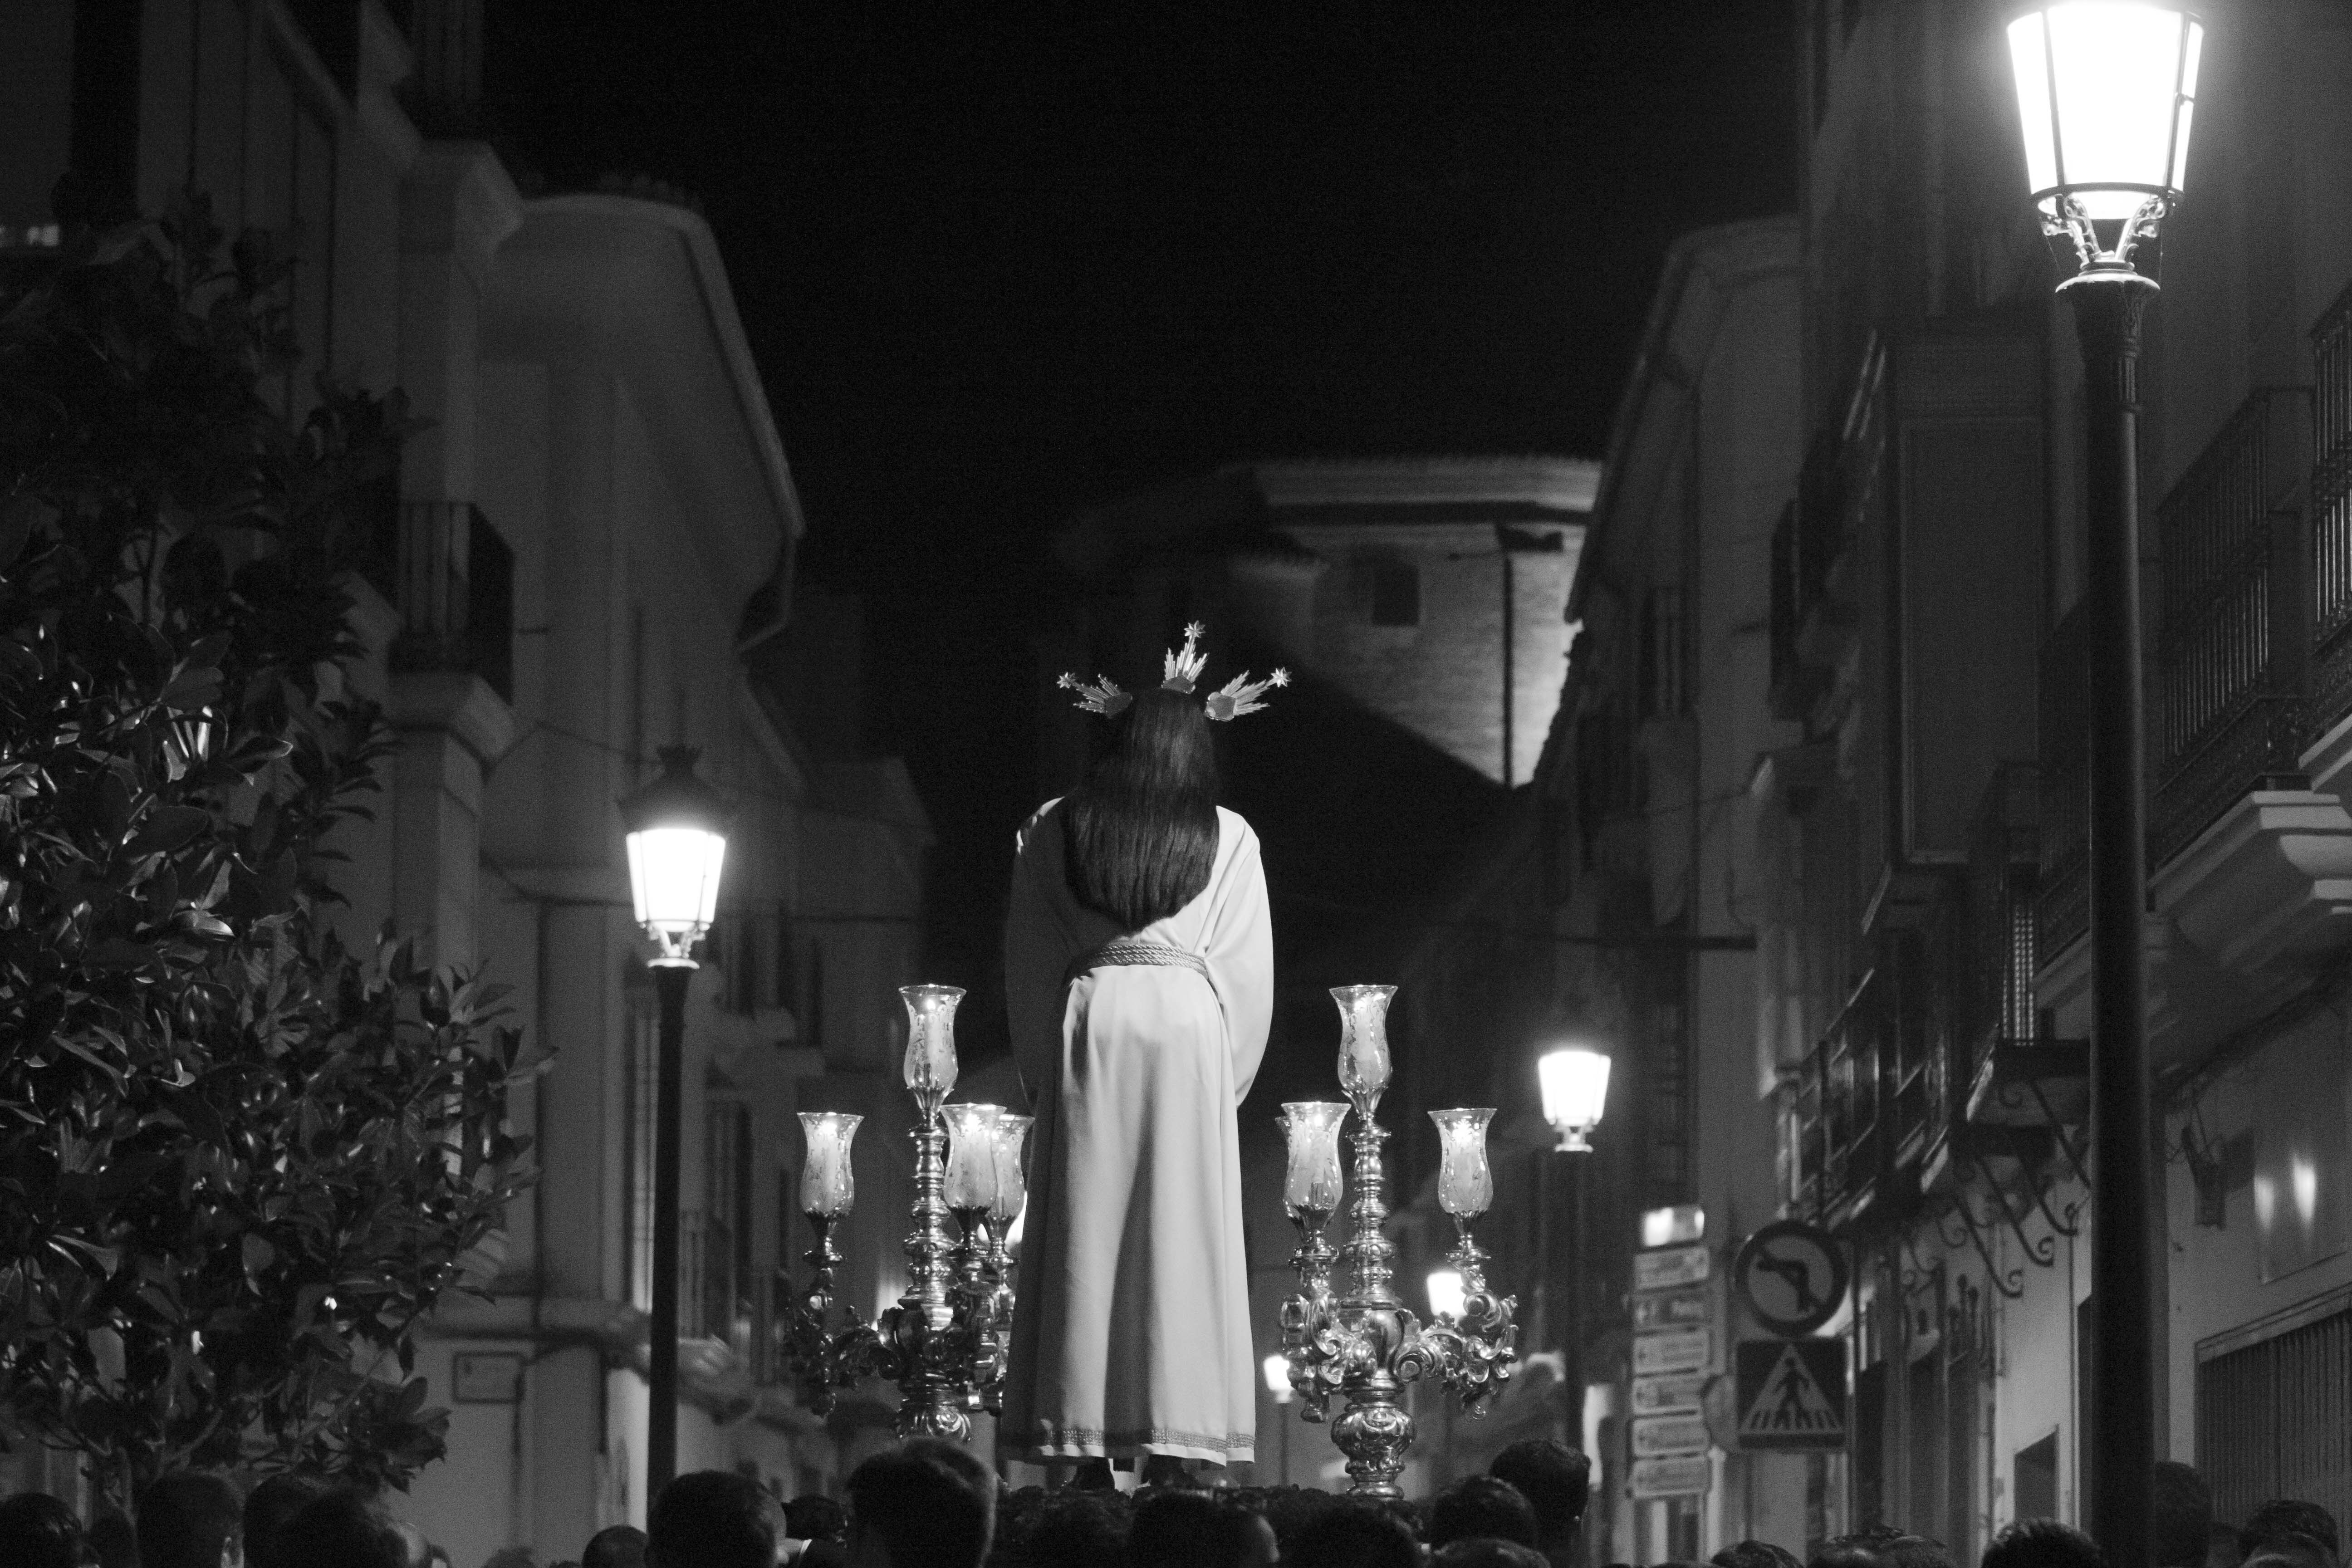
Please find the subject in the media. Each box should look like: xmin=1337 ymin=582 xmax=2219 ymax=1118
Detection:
xmin=1000 ymin=626 xmax=1284 ymax=1485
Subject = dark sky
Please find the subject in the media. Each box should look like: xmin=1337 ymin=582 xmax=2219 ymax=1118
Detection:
xmin=484 ymin=1 xmax=1798 ymax=982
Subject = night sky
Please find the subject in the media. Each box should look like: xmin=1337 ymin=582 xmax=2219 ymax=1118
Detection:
xmin=483 ymin=1 xmax=1798 ymax=985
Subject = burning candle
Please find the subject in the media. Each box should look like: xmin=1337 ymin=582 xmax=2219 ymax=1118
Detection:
xmin=990 ymin=1114 xmax=1034 ymax=1228
xmin=899 ymin=984 xmax=965 ymax=1110
xmin=798 ymin=1112 xmax=863 ymax=1219
xmin=942 ymin=1103 xmax=1002 ymax=1213
xmin=1279 ymin=1101 xmax=1349 ymax=1215
xmin=1429 ymin=1107 xmax=1496 ymax=1218
xmin=1330 ymin=985 xmax=1396 ymax=1107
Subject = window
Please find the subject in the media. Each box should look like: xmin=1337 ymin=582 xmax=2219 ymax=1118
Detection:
xmin=2198 ymin=1301 xmax=2352 ymax=1537
xmin=702 ymin=1100 xmax=755 ymax=1352
xmin=1362 ymin=555 xmax=1421 ymax=627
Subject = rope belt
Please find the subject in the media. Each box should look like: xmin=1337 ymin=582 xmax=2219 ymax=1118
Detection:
xmin=1063 ymin=939 xmax=1211 ymax=990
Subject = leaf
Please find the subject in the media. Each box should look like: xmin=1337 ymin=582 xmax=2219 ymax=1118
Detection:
xmin=83 ymin=938 xmax=159 ymax=970
xmin=241 ymin=1235 xmax=275 ymax=1277
xmin=128 ymin=804 xmax=215 ymax=857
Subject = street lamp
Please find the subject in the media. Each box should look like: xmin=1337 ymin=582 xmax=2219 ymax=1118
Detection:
xmin=1537 ymin=1044 xmax=1609 ymax=1461
xmin=1262 ymin=1353 xmax=1294 ymax=1485
xmin=1538 ymin=1047 xmax=1611 ymax=1153
xmin=618 ymin=745 xmax=731 ymax=1497
xmin=2006 ymin=6 xmax=2201 ymax=1563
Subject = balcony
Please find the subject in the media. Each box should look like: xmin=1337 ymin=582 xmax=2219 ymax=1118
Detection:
xmin=1791 ymin=955 xmax=1931 ymax=1237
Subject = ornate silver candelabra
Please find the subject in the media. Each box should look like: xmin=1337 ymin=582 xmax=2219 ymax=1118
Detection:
xmin=1280 ymin=984 xmax=1517 ymax=1497
xmin=779 ymin=985 xmax=1030 ymax=1441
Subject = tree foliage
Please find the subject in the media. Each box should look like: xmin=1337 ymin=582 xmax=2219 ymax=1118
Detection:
xmin=0 ymin=196 xmax=548 ymax=1504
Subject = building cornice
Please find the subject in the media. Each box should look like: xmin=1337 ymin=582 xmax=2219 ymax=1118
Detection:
xmin=1253 ymin=455 xmax=1600 ymax=514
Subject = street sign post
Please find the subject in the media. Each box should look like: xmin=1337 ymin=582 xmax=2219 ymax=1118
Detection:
xmin=1632 ymin=1414 xmax=1712 ymax=1459
xmin=1634 ymin=1243 xmax=1711 ymax=1293
xmin=1732 ymin=1220 xmax=1848 ymax=1338
xmin=1631 ymin=1326 xmax=1711 ymax=1377
xmin=1629 ymin=1454 xmax=1712 ymax=1499
xmin=1733 ymin=1338 xmax=1848 ymax=1451
xmin=1631 ymin=1372 xmax=1709 ymax=1416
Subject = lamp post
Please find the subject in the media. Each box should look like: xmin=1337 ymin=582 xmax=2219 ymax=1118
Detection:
xmin=1263 ymin=1353 xmax=1294 ymax=1486
xmin=2005 ymin=7 xmax=2201 ymax=1561
xmin=1537 ymin=1046 xmax=1610 ymax=1450
xmin=619 ymin=745 xmax=731 ymax=1498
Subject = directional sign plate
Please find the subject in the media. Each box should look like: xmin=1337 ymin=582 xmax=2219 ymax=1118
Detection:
xmin=1634 ymin=1243 xmax=1711 ymax=1293
xmin=1733 ymin=1338 xmax=1848 ymax=1451
xmin=1632 ymin=1327 xmax=1711 ymax=1377
xmin=1732 ymin=1220 xmax=1849 ymax=1337
xmin=1629 ymin=1454 xmax=1712 ymax=1499
xmin=1631 ymin=1372 xmax=1708 ymax=1416
xmin=1632 ymin=1414 xmax=1712 ymax=1459
xmin=1633 ymin=1285 xmax=1712 ymax=1333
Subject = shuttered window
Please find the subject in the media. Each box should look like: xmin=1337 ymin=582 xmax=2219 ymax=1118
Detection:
xmin=2197 ymin=1299 xmax=2352 ymax=1533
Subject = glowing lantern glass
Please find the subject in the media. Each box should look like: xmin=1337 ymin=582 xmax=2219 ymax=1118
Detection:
xmin=619 ymin=746 xmax=730 ymax=964
xmin=2008 ymin=1 xmax=2201 ymax=274
xmin=1538 ymin=1047 xmax=1611 ymax=1152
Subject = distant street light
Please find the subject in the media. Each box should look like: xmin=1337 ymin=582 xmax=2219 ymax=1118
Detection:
xmin=1262 ymin=1352 xmax=1294 ymax=1485
xmin=619 ymin=745 xmax=731 ymax=1497
xmin=1537 ymin=1046 xmax=1611 ymax=1153
xmin=1535 ymin=1043 xmax=1610 ymax=1458
xmin=2005 ymin=6 xmax=2201 ymax=1562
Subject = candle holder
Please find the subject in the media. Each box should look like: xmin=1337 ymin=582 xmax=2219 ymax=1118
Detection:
xmin=779 ymin=985 xmax=1015 ymax=1440
xmin=1279 ymin=986 xmax=1518 ymax=1497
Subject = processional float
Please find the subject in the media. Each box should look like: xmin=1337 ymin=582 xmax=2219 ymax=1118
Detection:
xmin=775 ymin=980 xmax=1516 ymax=1492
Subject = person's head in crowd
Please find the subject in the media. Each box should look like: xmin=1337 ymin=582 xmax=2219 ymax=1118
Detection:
xmin=1878 ymin=1535 xmax=1956 ymax=1568
xmin=1429 ymin=1476 xmax=1540 ymax=1551
xmin=1716 ymin=1540 xmax=1806 ymax=1568
xmin=89 ymin=1512 xmax=142 ymax=1568
xmin=1437 ymin=1542 xmax=1552 ymax=1568
xmin=242 ymin=1476 xmax=324 ymax=1568
xmin=480 ymin=1548 xmax=539 ymax=1568
xmin=581 ymin=1524 xmax=646 ymax=1568
xmin=1127 ymin=1490 xmax=1274 ymax=1568
xmin=1260 ymin=1486 xmax=1341 ymax=1559
xmin=0 ymin=1491 xmax=87 ymax=1568
xmin=1982 ymin=1519 xmax=2108 ymax=1568
xmin=1491 ymin=1440 xmax=1592 ymax=1554
xmin=784 ymin=1496 xmax=846 ymax=1547
xmin=1811 ymin=1534 xmax=1889 ymax=1568
xmin=137 ymin=1471 xmax=245 ymax=1568
xmin=2214 ymin=1525 xmax=2251 ymax=1568
xmin=646 ymin=1472 xmax=777 ymax=1568
xmin=277 ymin=1488 xmax=407 ymax=1568
xmin=2245 ymin=1503 xmax=2342 ymax=1568
xmin=2247 ymin=1547 xmax=2336 ymax=1568
xmin=2153 ymin=1463 xmax=2217 ymax=1568
xmin=1286 ymin=1496 xmax=1421 ymax=1568
xmin=843 ymin=1440 xmax=995 ymax=1568
xmin=1026 ymin=1491 xmax=1130 ymax=1568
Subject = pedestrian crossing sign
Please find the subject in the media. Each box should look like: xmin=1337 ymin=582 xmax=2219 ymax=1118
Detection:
xmin=1733 ymin=1338 xmax=1847 ymax=1451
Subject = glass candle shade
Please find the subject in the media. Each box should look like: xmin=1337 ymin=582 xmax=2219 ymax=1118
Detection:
xmin=942 ymin=1103 xmax=1002 ymax=1213
xmin=1279 ymin=1101 xmax=1349 ymax=1215
xmin=1430 ymin=1108 xmax=1496 ymax=1217
xmin=989 ymin=1114 xmax=1034 ymax=1226
xmin=900 ymin=984 xmax=965 ymax=1109
xmin=798 ymin=1112 xmax=863 ymax=1219
xmin=1330 ymin=985 xmax=1396 ymax=1106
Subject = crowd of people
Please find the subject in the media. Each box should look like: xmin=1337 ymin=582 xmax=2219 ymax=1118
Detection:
xmin=0 ymin=1443 xmax=2338 ymax=1568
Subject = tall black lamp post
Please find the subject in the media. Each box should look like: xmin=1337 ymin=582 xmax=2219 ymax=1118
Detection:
xmin=1537 ymin=1044 xmax=1610 ymax=1451
xmin=619 ymin=745 xmax=732 ymax=1499
xmin=2004 ymin=6 xmax=2202 ymax=1562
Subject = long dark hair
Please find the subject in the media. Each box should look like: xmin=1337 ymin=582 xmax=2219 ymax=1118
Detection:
xmin=1062 ymin=686 xmax=1220 ymax=931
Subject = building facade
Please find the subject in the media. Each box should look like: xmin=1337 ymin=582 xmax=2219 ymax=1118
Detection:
xmin=0 ymin=3 xmax=930 ymax=1561
xmin=1426 ymin=3 xmax=2352 ymax=1561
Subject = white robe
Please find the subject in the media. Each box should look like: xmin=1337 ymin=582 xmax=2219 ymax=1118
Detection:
xmin=1000 ymin=799 xmax=1273 ymax=1464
